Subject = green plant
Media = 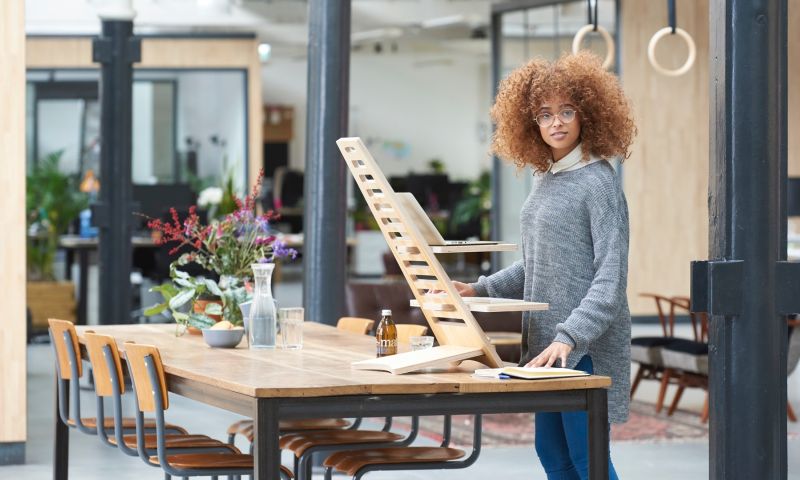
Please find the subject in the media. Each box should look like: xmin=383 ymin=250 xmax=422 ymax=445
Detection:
xmin=144 ymin=263 xmax=248 ymax=333
xmin=26 ymin=151 xmax=89 ymax=281
xmin=451 ymin=171 xmax=492 ymax=240
xmin=428 ymin=158 xmax=445 ymax=174
xmin=143 ymin=172 xmax=296 ymax=332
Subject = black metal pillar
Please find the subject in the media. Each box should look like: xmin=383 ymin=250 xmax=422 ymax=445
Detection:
xmin=92 ymin=20 xmax=140 ymax=325
xmin=489 ymin=10 xmax=502 ymax=272
xmin=701 ymin=0 xmax=789 ymax=477
xmin=302 ymin=0 xmax=351 ymax=326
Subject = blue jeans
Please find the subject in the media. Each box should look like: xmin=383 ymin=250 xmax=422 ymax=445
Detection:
xmin=534 ymin=355 xmax=620 ymax=480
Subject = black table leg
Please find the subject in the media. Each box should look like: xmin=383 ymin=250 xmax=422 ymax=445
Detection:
xmin=76 ymin=249 xmax=89 ymax=325
xmin=54 ymin=374 xmax=69 ymax=480
xmin=65 ymin=249 xmax=74 ymax=281
xmin=254 ymin=398 xmax=280 ymax=480
xmin=587 ymin=388 xmax=609 ymax=480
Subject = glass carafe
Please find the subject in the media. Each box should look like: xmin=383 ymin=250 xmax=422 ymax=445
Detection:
xmin=248 ymin=263 xmax=277 ymax=349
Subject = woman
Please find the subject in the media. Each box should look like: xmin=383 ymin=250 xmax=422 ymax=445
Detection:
xmin=454 ymin=52 xmax=636 ymax=479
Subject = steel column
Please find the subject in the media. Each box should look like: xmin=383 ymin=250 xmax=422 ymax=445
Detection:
xmin=302 ymin=0 xmax=351 ymax=325
xmin=92 ymin=20 xmax=140 ymax=325
xmin=706 ymin=0 xmax=788 ymax=477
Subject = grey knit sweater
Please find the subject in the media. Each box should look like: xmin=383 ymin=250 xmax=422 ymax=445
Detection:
xmin=472 ymin=160 xmax=631 ymax=423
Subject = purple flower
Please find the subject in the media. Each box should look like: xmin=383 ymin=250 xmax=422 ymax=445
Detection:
xmin=272 ymin=240 xmax=298 ymax=260
xmin=257 ymin=257 xmax=272 ymax=264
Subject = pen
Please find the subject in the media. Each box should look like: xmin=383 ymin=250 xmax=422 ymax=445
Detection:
xmin=498 ymin=374 xmax=511 ymax=379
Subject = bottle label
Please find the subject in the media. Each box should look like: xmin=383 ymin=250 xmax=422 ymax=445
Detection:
xmin=377 ymin=338 xmax=398 ymax=357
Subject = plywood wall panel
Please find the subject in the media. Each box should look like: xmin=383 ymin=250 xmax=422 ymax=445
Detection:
xmin=0 ymin=0 xmax=28 ymax=444
xmin=621 ymin=0 xmax=710 ymax=315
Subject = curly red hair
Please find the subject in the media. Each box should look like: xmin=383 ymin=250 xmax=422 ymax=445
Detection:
xmin=490 ymin=51 xmax=636 ymax=173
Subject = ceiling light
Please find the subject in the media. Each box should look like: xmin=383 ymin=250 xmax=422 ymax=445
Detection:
xmin=258 ymin=43 xmax=272 ymax=62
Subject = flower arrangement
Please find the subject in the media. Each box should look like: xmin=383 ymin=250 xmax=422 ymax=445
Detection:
xmin=144 ymin=172 xmax=296 ymax=333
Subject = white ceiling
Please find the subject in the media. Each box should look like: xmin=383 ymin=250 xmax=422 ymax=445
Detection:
xmin=25 ymin=0 xmax=617 ymax=59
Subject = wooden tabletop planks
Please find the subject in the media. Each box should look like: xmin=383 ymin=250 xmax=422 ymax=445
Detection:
xmin=75 ymin=323 xmax=610 ymax=398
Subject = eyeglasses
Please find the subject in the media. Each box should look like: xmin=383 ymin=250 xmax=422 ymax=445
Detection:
xmin=534 ymin=109 xmax=578 ymax=128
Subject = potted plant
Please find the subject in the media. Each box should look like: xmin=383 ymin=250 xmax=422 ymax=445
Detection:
xmin=144 ymin=172 xmax=297 ymax=334
xmin=26 ymin=151 xmax=89 ymax=329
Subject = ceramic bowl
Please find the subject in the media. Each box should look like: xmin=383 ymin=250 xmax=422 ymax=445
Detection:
xmin=201 ymin=327 xmax=245 ymax=348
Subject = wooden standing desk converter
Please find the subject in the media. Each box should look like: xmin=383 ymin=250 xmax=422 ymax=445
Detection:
xmin=60 ymin=323 xmax=611 ymax=480
xmin=338 ymin=137 xmax=547 ymax=374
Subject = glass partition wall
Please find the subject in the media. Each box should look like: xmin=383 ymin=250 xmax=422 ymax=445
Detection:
xmin=26 ymin=69 xmax=248 ymax=197
xmin=490 ymin=0 xmax=618 ymax=268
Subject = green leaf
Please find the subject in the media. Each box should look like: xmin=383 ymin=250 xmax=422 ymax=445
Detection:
xmin=204 ymin=303 xmax=223 ymax=315
xmin=204 ymin=279 xmax=223 ymax=297
xmin=172 ymin=267 xmax=190 ymax=279
xmin=143 ymin=303 xmax=168 ymax=316
xmin=188 ymin=313 xmax=215 ymax=329
xmin=172 ymin=311 xmax=189 ymax=321
xmin=174 ymin=277 xmax=195 ymax=288
xmin=168 ymin=288 xmax=196 ymax=310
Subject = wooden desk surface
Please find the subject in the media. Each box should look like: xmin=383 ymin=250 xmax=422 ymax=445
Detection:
xmin=76 ymin=323 xmax=610 ymax=399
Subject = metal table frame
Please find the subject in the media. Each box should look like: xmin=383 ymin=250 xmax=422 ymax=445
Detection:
xmin=54 ymin=373 xmax=610 ymax=480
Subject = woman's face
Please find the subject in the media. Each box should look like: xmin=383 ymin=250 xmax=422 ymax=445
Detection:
xmin=536 ymin=96 xmax=581 ymax=161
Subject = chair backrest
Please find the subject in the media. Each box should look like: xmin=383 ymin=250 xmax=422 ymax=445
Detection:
xmin=672 ymin=296 xmax=708 ymax=342
xmin=396 ymin=324 xmax=428 ymax=344
xmin=337 ymin=317 xmax=375 ymax=335
xmin=48 ymin=318 xmax=82 ymax=379
xmin=638 ymin=293 xmax=675 ymax=337
xmin=84 ymin=332 xmax=125 ymax=397
xmin=124 ymin=342 xmax=169 ymax=412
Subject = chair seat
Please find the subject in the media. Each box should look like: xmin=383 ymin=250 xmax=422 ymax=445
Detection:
xmin=148 ymin=452 xmax=293 ymax=477
xmin=631 ymin=336 xmax=675 ymax=348
xmin=662 ymin=339 xmax=709 ymax=374
xmin=109 ymin=433 xmax=236 ymax=450
xmin=67 ymin=417 xmax=187 ymax=434
xmin=280 ymin=430 xmax=405 ymax=457
xmin=227 ymin=418 xmax=351 ymax=442
xmin=324 ymin=447 xmax=466 ymax=476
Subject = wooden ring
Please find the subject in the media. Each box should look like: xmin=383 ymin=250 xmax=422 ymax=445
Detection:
xmin=571 ymin=24 xmax=615 ymax=70
xmin=647 ymin=27 xmax=697 ymax=77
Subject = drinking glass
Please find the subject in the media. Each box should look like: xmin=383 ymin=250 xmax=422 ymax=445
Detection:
xmin=410 ymin=335 xmax=434 ymax=351
xmin=279 ymin=307 xmax=304 ymax=350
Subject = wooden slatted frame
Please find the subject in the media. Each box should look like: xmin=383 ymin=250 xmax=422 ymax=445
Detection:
xmin=337 ymin=137 xmax=503 ymax=369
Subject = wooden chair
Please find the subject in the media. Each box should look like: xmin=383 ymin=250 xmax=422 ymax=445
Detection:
xmin=658 ymin=297 xmax=710 ymax=421
xmin=123 ymin=341 xmax=293 ymax=479
xmin=337 ymin=317 xmax=376 ymax=335
xmin=321 ymin=415 xmax=482 ymax=480
xmin=83 ymin=332 xmax=237 ymax=463
xmin=47 ymin=319 xmax=186 ymax=437
xmin=395 ymin=324 xmax=428 ymax=345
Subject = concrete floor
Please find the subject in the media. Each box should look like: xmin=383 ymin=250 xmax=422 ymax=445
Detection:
xmin=6 ymin=279 xmax=800 ymax=478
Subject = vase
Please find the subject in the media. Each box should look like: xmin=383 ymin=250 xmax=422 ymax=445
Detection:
xmin=248 ymin=263 xmax=277 ymax=349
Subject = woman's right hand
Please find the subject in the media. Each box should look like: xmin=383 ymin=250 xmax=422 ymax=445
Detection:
xmin=451 ymin=281 xmax=477 ymax=297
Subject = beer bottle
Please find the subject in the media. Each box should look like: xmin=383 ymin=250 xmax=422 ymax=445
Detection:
xmin=376 ymin=309 xmax=398 ymax=357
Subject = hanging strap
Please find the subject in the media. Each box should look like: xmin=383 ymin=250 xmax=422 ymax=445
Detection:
xmin=586 ymin=0 xmax=599 ymax=31
xmin=668 ymin=0 xmax=677 ymax=34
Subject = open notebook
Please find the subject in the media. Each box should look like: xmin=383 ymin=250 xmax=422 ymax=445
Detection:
xmin=474 ymin=367 xmax=590 ymax=380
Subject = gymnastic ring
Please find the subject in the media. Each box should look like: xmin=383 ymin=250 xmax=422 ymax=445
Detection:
xmin=571 ymin=24 xmax=615 ymax=70
xmin=647 ymin=27 xmax=697 ymax=77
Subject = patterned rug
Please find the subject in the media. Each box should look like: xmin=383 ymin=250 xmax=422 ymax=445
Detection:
xmin=393 ymin=401 xmax=709 ymax=447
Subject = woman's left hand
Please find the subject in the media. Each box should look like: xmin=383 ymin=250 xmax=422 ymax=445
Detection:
xmin=526 ymin=341 xmax=573 ymax=368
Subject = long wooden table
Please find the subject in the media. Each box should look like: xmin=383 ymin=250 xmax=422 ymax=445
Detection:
xmin=63 ymin=323 xmax=612 ymax=479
